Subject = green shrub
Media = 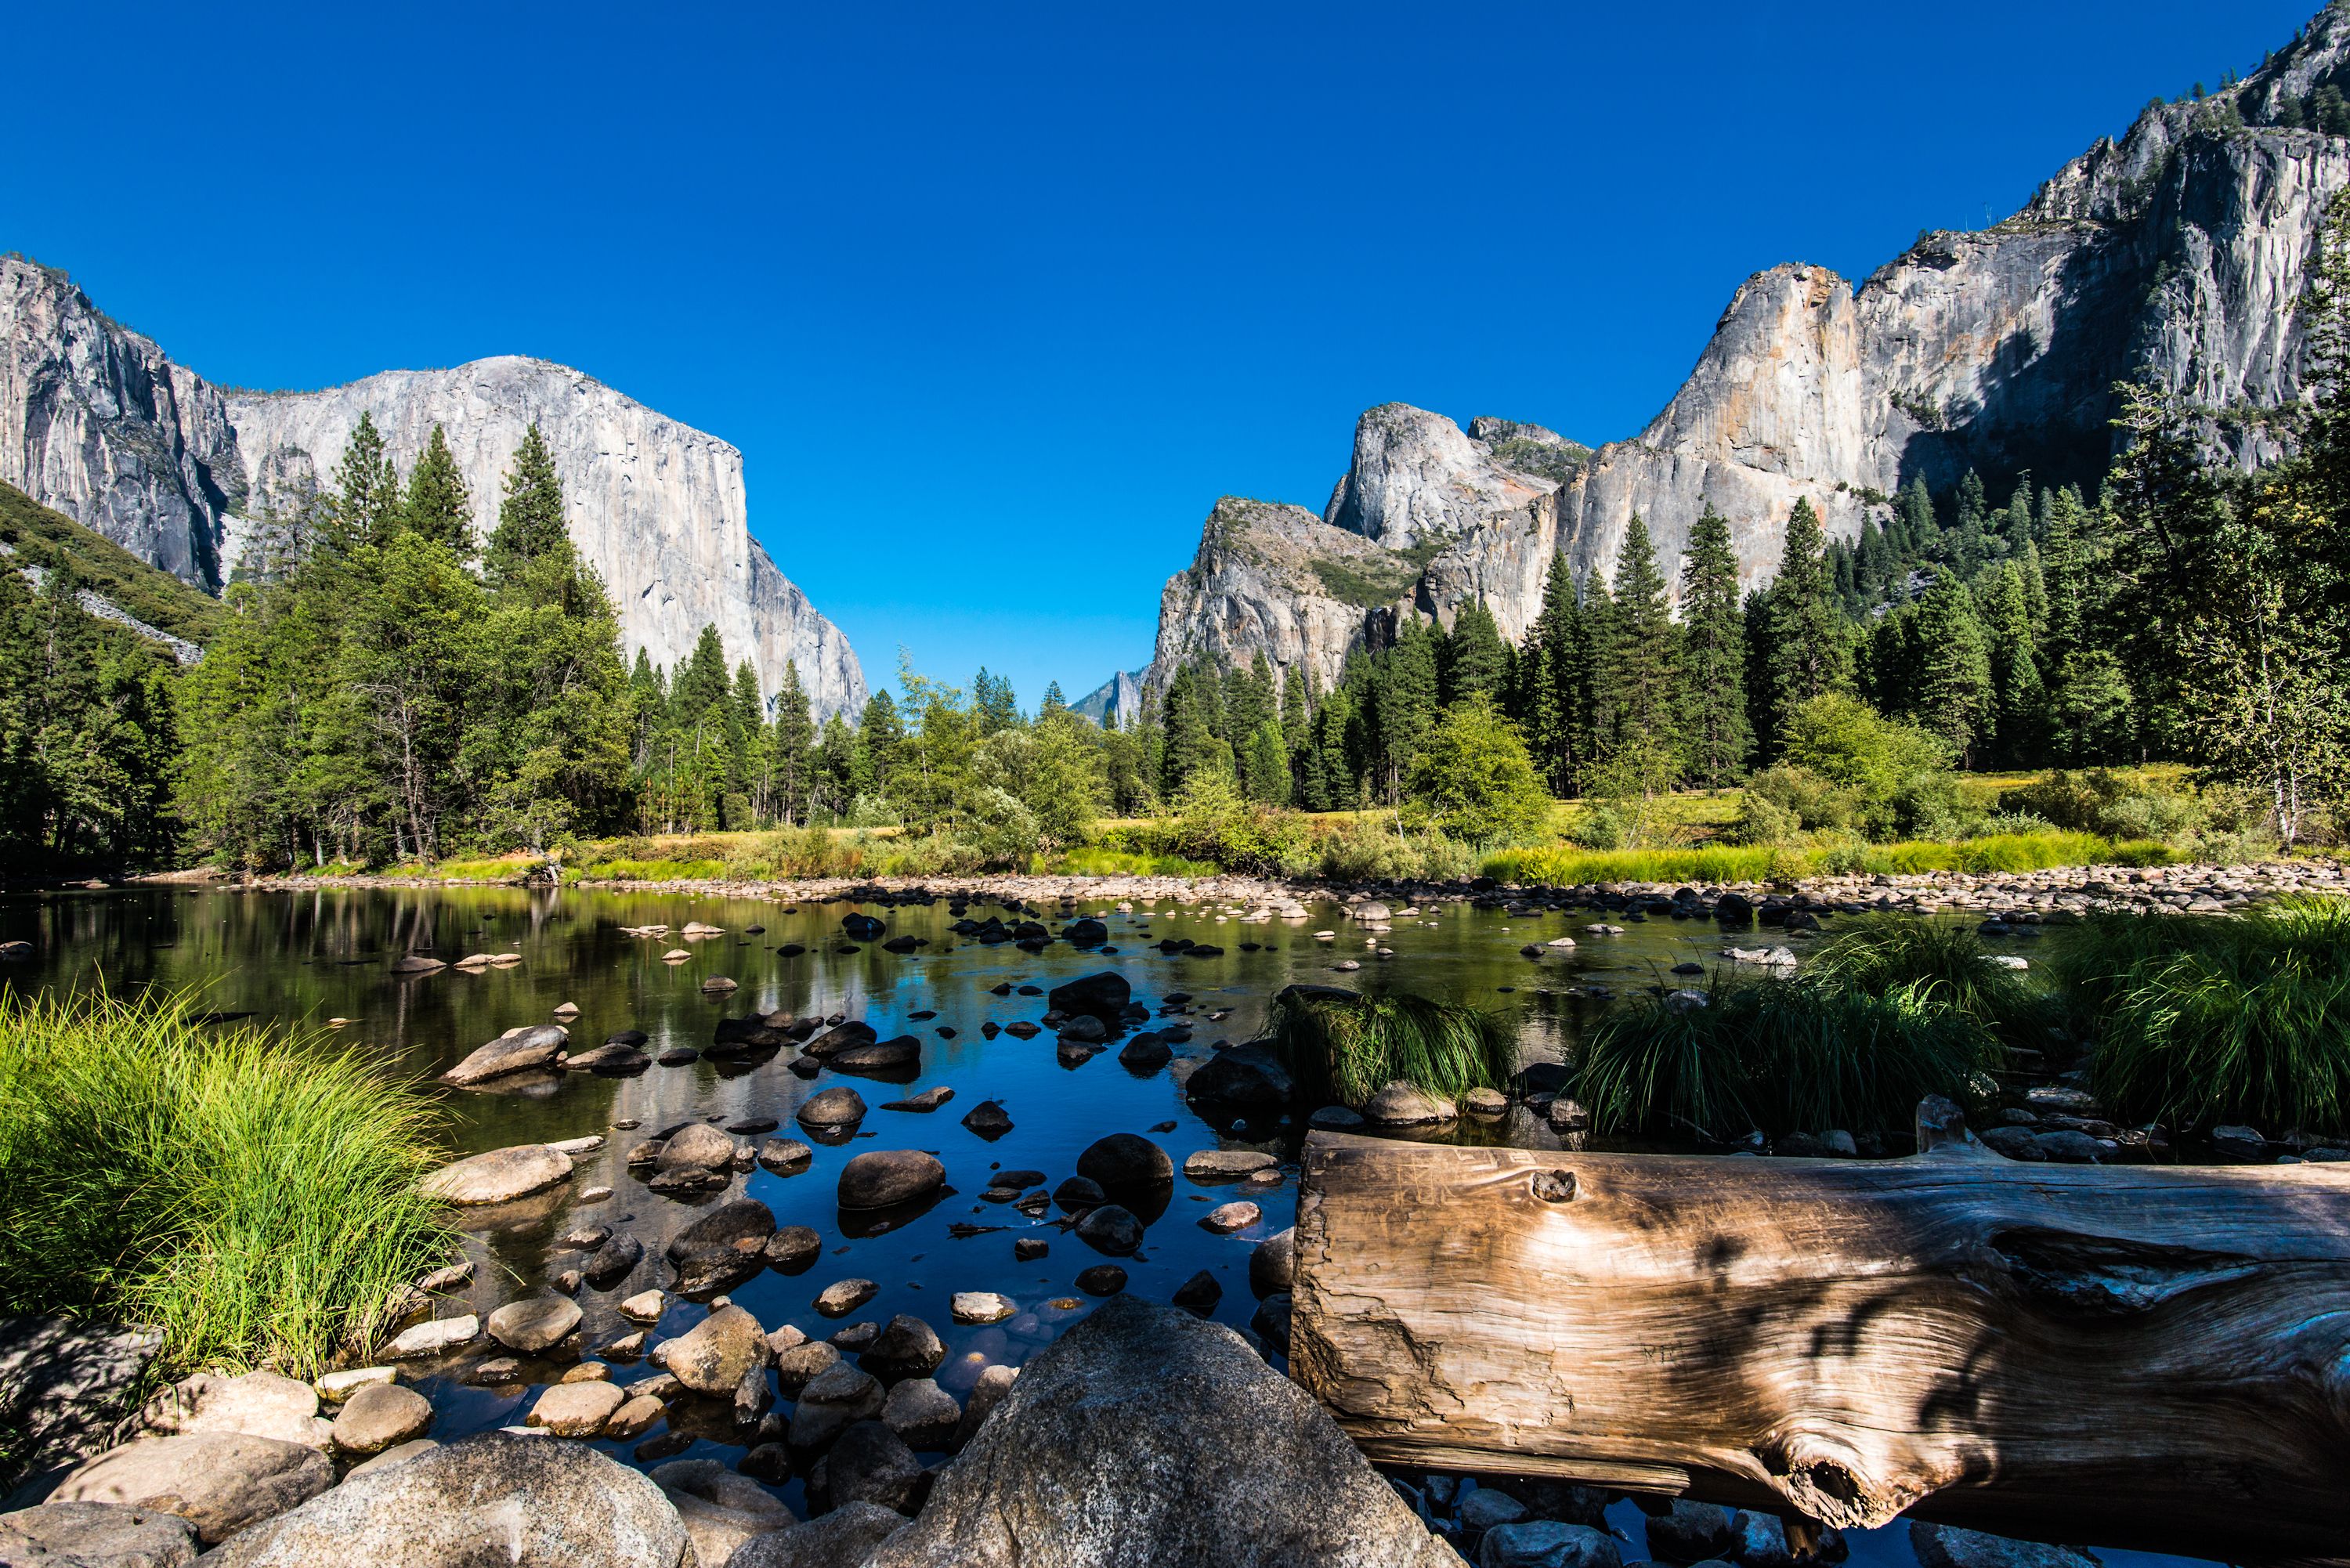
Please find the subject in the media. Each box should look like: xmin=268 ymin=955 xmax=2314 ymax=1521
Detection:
xmin=1577 ymin=977 xmax=2001 ymax=1139
xmin=2055 ymin=896 xmax=2350 ymax=1134
xmin=1267 ymin=985 xmax=1516 ymax=1107
xmin=0 ymin=992 xmax=453 ymax=1378
xmin=1401 ymin=697 xmax=1553 ymax=849
xmin=1806 ymin=916 xmax=2052 ymax=1042
xmin=1484 ymin=844 xmax=1787 ymax=887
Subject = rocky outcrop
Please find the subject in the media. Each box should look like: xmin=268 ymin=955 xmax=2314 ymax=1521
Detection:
xmin=1072 ymin=668 xmax=1148 ymax=728
xmin=1149 ymin=7 xmax=2350 ymax=680
xmin=0 ymin=258 xmax=866 ymax=719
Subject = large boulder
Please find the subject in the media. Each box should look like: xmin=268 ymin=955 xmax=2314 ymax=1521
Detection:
xmin=652 ymin=1459 xmax=794 ymax=1568
xmin=651 ymin=1304 xmax=770 ymax=1396
xmin=803 ymin=1022 xmax=880 ymax=1059
xmin=50 ymin=1433 xmax=333 ymax=1546
xmin=137 ymin=1370 xmax=331 ymax=1449
xmin=837 ymin=1151 xmax=946 ymax=1210
xmin=0 ymin=1500 xmax=200 ymax=1567
xmin=828 ymin=1036 xmax=923 ymax=1076
xmin=330 ymin=1383 xmax=433 ymax=1457
xmin=486 ymin=1294 xmax=581 ymax=1354
xmin=667 ymin=1199 xmax=778 ymax=1296
xmin=1184 ymin=1043 xmax=1294 ymax=1117
xmin=193 ymin=1433 xmax=690 ymax=1566
xmin=419 ymin=1145 xmax=573 ymax=1205
xmin=1074 ymin=1134 xmax=1171 ymax=1190
xmin=861 ymin=1295 xmax=1461 ymax=1567
xmin=0 ymin=1317 xmax=162 ymax=1489
xmin=1046 ymin=972 xmax=1130 ymax=1020
xmin=441 ymin=1024 xmax=569 ymax=1086
xmin=797 ymin=1087 xmax=868 ymax=1129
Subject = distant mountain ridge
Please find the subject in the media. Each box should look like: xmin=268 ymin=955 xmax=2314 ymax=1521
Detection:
xmin=0 ymin=258 xmax=867 ymax=720
xmin=1116 ymin=4 xmax=2350 ymax=700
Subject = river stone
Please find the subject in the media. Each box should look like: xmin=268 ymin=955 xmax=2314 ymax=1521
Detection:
xmin=726 ymin=1502 xmax=907 ymax=1568
xmin=584 ymin=1231 xmax=645 ymax=1288
xmin=815 ymin=1278 xmax=880 ymax=1317
xmin=1046 ymin=971 xmax=1130 ymax=1019
xmin=765 ymin=1226 xmax=822 ymax=1272
xmin=759 ymin=1137 xmax=814 ymax=1173
xmin=0 ymin=1501 xmax=199 ymax=1568
xmin=649 ymin=1304 xmax=768 ymax=1395
xmin=139 ymin=1370 xmax=331 ymax=1449
xmin=881 ymin=1378 xmax=962 ymax=1448
xmin=1184 ymin=1043 xmax=1294 ymax=1117
xmin=1479 ymin=1520 xmax=1621 ymax=1568
xmin=667 ymin=1199 xmax=779 ymax=1295
xmin=1363 ymin=1081 xmax=1455 ymax=1125
xmin=858 ymin=1295 xmax=1457 ymax=1567
xmin=1073 ymin=1265 xmax=1126 ymax=1295
xmin=315 ymin=1366 xmax=396 ymax=1404
xmin=830 ymin=1035 xmax=923 ymax=1074
xmin=1249 ymin=1228 xmax=1296 ymax=1297
xmin=797 ymin=1086 xmax=868 ymax=1129
xmin=951 ymin=1364 xmax=1019 ymax=1450
xmin=525 ymin=1379 xmax=625 ymax=1436
xmin=193 ymin=1431 xmax=689 ymax=1566
xmin=487 ymin=1295 xmax=582 ymax=1354
xmin=951 ymin=1292 xmax=1017 ymax=1324
xmin=1072 ymin=1205 xmax=1142 ymax=1255
xmin=837 ymin=1151 xmax=946 ymax=1210
xmin=441 ymin=1024 xmax=569 ymax=1086
xmin=804 ymin=1021 xmax=880 ymax=1059
xmin=815 ymin=1421 xmax=924 ymax=1514
xmin=1200 ymin=1201 xmax=1260 ymax=1234
xmin=865 ymin=1314 xmax=945 ymax=1375
xmin=1075 ymin=1133 xmax=1172 ymax=1189
xmin=774 ymin=1340 xmax=843 ymax=1396
xmin=51 ymin=1434 xmax=333 ymax=1546
xmin=788 ymin=1363 xmax=885 ymax=1450
xmin=383 ymin=1315 xmax=478 ymax=1358
xmin=1909 ymin=1523 xmax=2100 ymax=1568
xmin=1646 ymin=1501 xmax=1737 ymax=1561
xmin=1183 ymin=1148 xmax=1276 ymax=1181
xmin=960 ymin=1100 xmax=1014 ymax=1139
xmin=657 ymin=1122 xmax=738 ymax=1172
xmin=653 ymin=1459 xmax=794 ymax=1567
xmin=331 ymin=1383 xmax=433 ymax=1456
xmin=420 ymin=1145 xmax=573 ymax=1205
xmin=1051 ymin=1176 xmax=1105 ymax=1210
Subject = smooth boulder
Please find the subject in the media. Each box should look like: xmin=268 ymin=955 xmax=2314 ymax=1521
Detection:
xmin=1184 ymin=1043 xmax=1294 ymax=1116
xmin=859 ymin=1295 xmax=1459 ymax=1567
xmin=650 ymin=1304 xmax=769 ymax=1395
xmin=667 ymin=1199 xmax=779 ymax=1295
xmin=193 ymin=1432 xmax=690 ymax=1566
xmin=797 ymin=1086 xmax=868 ymax=1129
xmin=1046 ymin=971 xmax=1130 ymax=1020
xmin=331 ymin=1383 xmax=433 ymax=1456
xmin=0 ymin=1501 xmax=200 ymax=1567
xmin=1074 ymin=1133 xmax=1172 ymax=1189
xmin=441 ymin=1024 xmax=569 ymax=1086
xmin=838 ymin=1150 xmax=947 ymax=1210
xmin=419 ymin=1145 xmax=573 ymax=1205
xmin=51 ymin=1433 xmax=333 ymax=1546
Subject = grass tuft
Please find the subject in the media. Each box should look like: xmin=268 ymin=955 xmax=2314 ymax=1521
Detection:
xmin=1805 ymin=916 xmax=2055 ymax=1044
xmin=0 ymin=990 xmax=453 ymax=1378
xmin=1577 ymin=977 xmax=2001 ymax=1140
xmin=1267 ymin=985 xmax=1516 ymax=1107
xmin=2052 ymin=895 xmax=2350 ymax=1136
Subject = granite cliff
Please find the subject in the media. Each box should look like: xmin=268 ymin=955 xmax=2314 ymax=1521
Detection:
xmin=0 ymin=258 xmax=866 ymax=719
xmin=1136 ymin=5 xmax=2350 ymax=695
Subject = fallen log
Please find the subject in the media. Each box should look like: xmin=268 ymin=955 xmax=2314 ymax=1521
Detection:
xmin=1291 ymin=1104 xmax=2350 ymax=1564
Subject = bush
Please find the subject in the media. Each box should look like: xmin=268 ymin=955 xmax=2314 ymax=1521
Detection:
xmin=1267 ymin=985 xmax=1515 ymax=1107
xmin=1314 ymin=815 xmax=1475 ymax=882
xmin=0 ymin=992 xmax=452 ymax=1378
xmin=1779 ymin=693 xmax=1955 ymax=839
xmin=1402 ymin=698 xmax=1553 ymax=849
xmin=2053 ymin=896 xmax=2350 ymax=1135
xmin=1577 ymin=977 xmax=2001 ymax=1140
xmin=1806 ymin=916 xmax=2053 ymax=1042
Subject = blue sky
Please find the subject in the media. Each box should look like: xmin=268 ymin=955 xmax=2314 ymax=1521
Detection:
xmin=2 ymin=0 xmax=2317 ymax=706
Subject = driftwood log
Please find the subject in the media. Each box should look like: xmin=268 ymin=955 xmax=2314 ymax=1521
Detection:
xmin=1291 ymin=1107 xmax=2350 ymax=1564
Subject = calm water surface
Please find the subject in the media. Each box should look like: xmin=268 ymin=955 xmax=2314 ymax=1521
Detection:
xmin=0 ymin=887 xmax=2203 ymax=1568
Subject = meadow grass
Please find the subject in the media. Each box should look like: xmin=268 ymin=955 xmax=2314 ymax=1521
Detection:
xmin=0 ymin=991 xmax=452 ymax=1378
xmin=1805 ymin=916 xmax=2055 ymax=1043
xmin=1575 ymin=977 xmax=2001 ymax=1140
xmin=2049 ymin=896 xmax=2350 ymax=1136
xmin=1050 ymin=846 xmax=1220 ymax=877
xmin=1267 ymin=985 xmax=1516 ymax=1107
xmin=1483 ymin=830 xmax=2178 ymax=887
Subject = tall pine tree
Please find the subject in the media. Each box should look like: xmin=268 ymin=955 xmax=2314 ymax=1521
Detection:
xmin=1677 ymin=506 xmax=1751 ymax=785
xmin=404 ymin=425 xmax=473 ymax=552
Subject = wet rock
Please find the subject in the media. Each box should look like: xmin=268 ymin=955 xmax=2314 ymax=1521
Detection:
xmin=1307 ymin=1105 xmax=1365 ymax=1131
xmin=881 ymin=1377 xmax=962 ymax=1449
xmin=857 ymin=1295 xmax=1455 ymax=1567
xmin=1075 ymin=1133 xmax=1172 ymax=1189
xmin=1051 ymin=1176 xmax=1106 ymax=1210
xmin=1363 ymin=1082 xmax=1455 ymax=1125
xmin=193 ymin=1432 xmax=689 ymax=1566
xmin=51 ymin=1434 xmax=333 ymax=1547
xmin=1073 ymin=1205 xmax=1142 ymax=1255
xmin=1249 ymin=1228 xmax=1296 ymax=1298
xmin=1200 ymin=1201 xmax=1259 ymax=1234
xmin=330 ymin=1383 xmax=432 ymax=1456
xmin=765 ymin=1226 xmax=822 ymax=1273
xmin=1115 ymin=1034 xmax=1172 ymax=1071
xmin=758 ymin=1137 xmax=815 ymax=1173
xmin=1047 ymin=972 xmax=1130 ymax=1019
xmin=651 ymin=1304 xmax=769 ymax=1395
xmin=830 ymin=1035 xmax=924 ymax=1075
xmin=951 ymin=1292 xmax=1017 ymax=1324
xmin=383 ymin=1315 xmax=478 ymax=1358
xmin=865 ymin=1315 xmax=946 ymax=1376
xmin=842 ymin=914 xmax=886 ymax=941
xmin=797 ymin=1086 xmax=868 ymax=1129
xmin=1171 ymin=1272 xmax=1221 ymax=1313
xmin=774 ymin=1341 xmax=843 ymax=1397
xmin=960 ymin=1100 xmax=1014 ymax=1140
xmin=1459 ymin=1487 xmax=1528 ymax=1533
xmin=1014 ymin=1237 xmax=1049 ymax=1262
xmin=788 ymin=1362 xmax=885 ymax=1450
xmin=1908 ymin=1523 xmax=2099 ymax=1568
xmin=1250 ymin=1293 xmax=1291 ymax=1357
xmin=667 ymin=1199 xmax=779 ymax=1296
xmin=584 ymin=1231 xmax=646 ymax=1288
xmin=881 ymin=1086 xmax=955 ymax=1112
xmin=726 ymin=1502 xmax=908 ymax=1568
xmin=1979 ymin=1125 xmax=2045 ymax=1162
xmin=0 ymin=1501 xmax=200 ymax=1567
xmin=486 ymin=1295 xmax=581 ymax=1354
xmin=617 ymin=1291 xmax=667 ymax=1323
xmin=1183 ymin=1042 xmax=1294 ymax=1118
xmin=1480 ymin=1521 xmax=1622 ymax=1568
xmin=814 ymin=1420 xmax=925 ymax=1515
xmin=421 ymin=1145 xmax=573 ymax=1205
xmin=525 ymin=1379 xmax=627 ymax=1436
xmin=656 ymin=1122 xmax=738 ymax=1174
xmin=1074 ymin=1265 xmax=1127 ymax=1296
xmin=815 ymin=1278 xmax=881 ymax=1317
xmin=565 ymin=1042 xmax=651 ymax=1073
xmin=314 ymin=1366 xmax=396 ymax=1404
xmin=1184 ymin=1148 xmax=1276 ymax=1182
xmin=1647 ymin=1500 xmax=1737 ymax=1562
xmin=838 ymin=1150 xmax=946 ymax=1210
xmin=1464 ymin=1086 xmax=1509 ymax=1116
xmin=442 ymin=1024 xmax=569 ymax=1086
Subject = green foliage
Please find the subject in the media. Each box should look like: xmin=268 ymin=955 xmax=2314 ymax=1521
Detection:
xmin=0 ymin=480 xmax=225 ymax=646
xmin=1577 ymin=975 xmax=2001 ymax=1139
xmin=1484 ymin=829 xmax=2174 ymax=887
xmin=1402 ymin=697 xmax=1551 ymax=848
xmin=1678 ymin=507 xmax=1750 ymax=786
xmin=1805 ymin=916 xmax=2051 ymax=1041
xmin=0 ymin=991 xmax=452 ymax=1378
xmin=2055 ymin=898 xmax=2350 ymax=1135
xmin=1267 ymin=985 xmax=1515 ymax=1107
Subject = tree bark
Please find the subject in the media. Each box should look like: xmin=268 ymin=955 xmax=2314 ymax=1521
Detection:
xmin=1291 ymin=1121 xmax=2350 ymax=1565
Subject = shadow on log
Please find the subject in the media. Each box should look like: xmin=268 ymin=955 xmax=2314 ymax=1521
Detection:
xmin=1290 ymin=1099 xmax=2350 ymax=1566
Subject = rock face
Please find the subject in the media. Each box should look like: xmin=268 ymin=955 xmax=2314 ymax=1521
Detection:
xmin=862 ymin=1295 xmax=1461 ymax=1567
xmin=1146 ymin=16 xmax=2350 ymax=682
xmin=0 ymin=258 xmax=865 ymax=718
xmin=49 ymin=1433 xmax=333 ymax=1546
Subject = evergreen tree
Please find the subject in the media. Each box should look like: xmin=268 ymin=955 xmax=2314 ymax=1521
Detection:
xmin=1981 ymin=563 xmax=2046 ymax=766
xmin=1439 ymin=600 xmax=1509 ymax=706
xmin=403 ymin=425 xmax=473 ymax=552
xmin=1595 ymin=515 xmax=1679 ymax=761
xmin=1677 ymin=506 xmax=1750 ymax=785
xmin=483 ymin=425 xmax=566 ymax=588
xmin=1757 ymin=497 xmax=1851 ymax=756
xmin=973 ymin=668 xmax=1018 ymax=734
xmin=1911 ymin=575 xmax=1994 ymax=765
xmin=768 ymin=659 xmax=815 ymax=824
xmin=328 ymin=413 xmax=401 ymax=553
xmin=854 ymin=689 xmax=904 ymax=804
xmin=1039 ymin=680 xmax=1068 ymax=719
xmin=1371 ymin=620 xmax=1440 ymax=802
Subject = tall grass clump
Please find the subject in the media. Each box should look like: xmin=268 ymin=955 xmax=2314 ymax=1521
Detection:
xmin=1577 ymin=978 xmax=2001 ymax=1140
xmin=1483 ymin=843 xmax=1789 ymax=887
xmin=1805 ymin=916 xmax=2055 ymax=1043
xmin=0 ymin=991 xmax=453 ymax=1378
xmin=2051 ymin=896 xmax=2350 ymax=1136
xmin=1267 ymin=985 xmax=1517 ymax=1107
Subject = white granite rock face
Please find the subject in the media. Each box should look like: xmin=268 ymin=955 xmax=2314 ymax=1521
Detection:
xmin=0 ymin=260 xmax=865 ymax=720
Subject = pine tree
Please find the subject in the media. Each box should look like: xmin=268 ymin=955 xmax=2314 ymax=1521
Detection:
xmin=1982 ymin=564 xmax=2047 ymax=767
xmin=1439 ymin=600 xmax=1509 ymax=706
xmin=404 ymin=425 xmax=473 ymax=552
xmin=1039 ymin=680 xmax=1068 ymax=719
xmin=769 ymin=659 xmax=815 ymax=824
xmin=854 ymin=690 xmax=903 ymax=802
xmin=1912 ymin=576 xmax=1994 ymax=764
xmin=484 ymin=425 xmax=567 ymax=587
xmin=1596 ymin=515 xmax=1679 ymax=760
xmin=329 ymin=413 xmax=401 ymax=552
xmin=1576 ymin=576 xmax=1620 ymax=785
xmin=1280 ymin=664 xmax=1312 ymax=763
xmin=1372 ymin=620 xmax=1439 ymax=802
xmin=973 ymin=668 xmax=1018 ymax=734
xmin=1677 ymin=506 xmax=1751 ymax=785
xmin=1758 ymin=497 xmax=1851 ymax=754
